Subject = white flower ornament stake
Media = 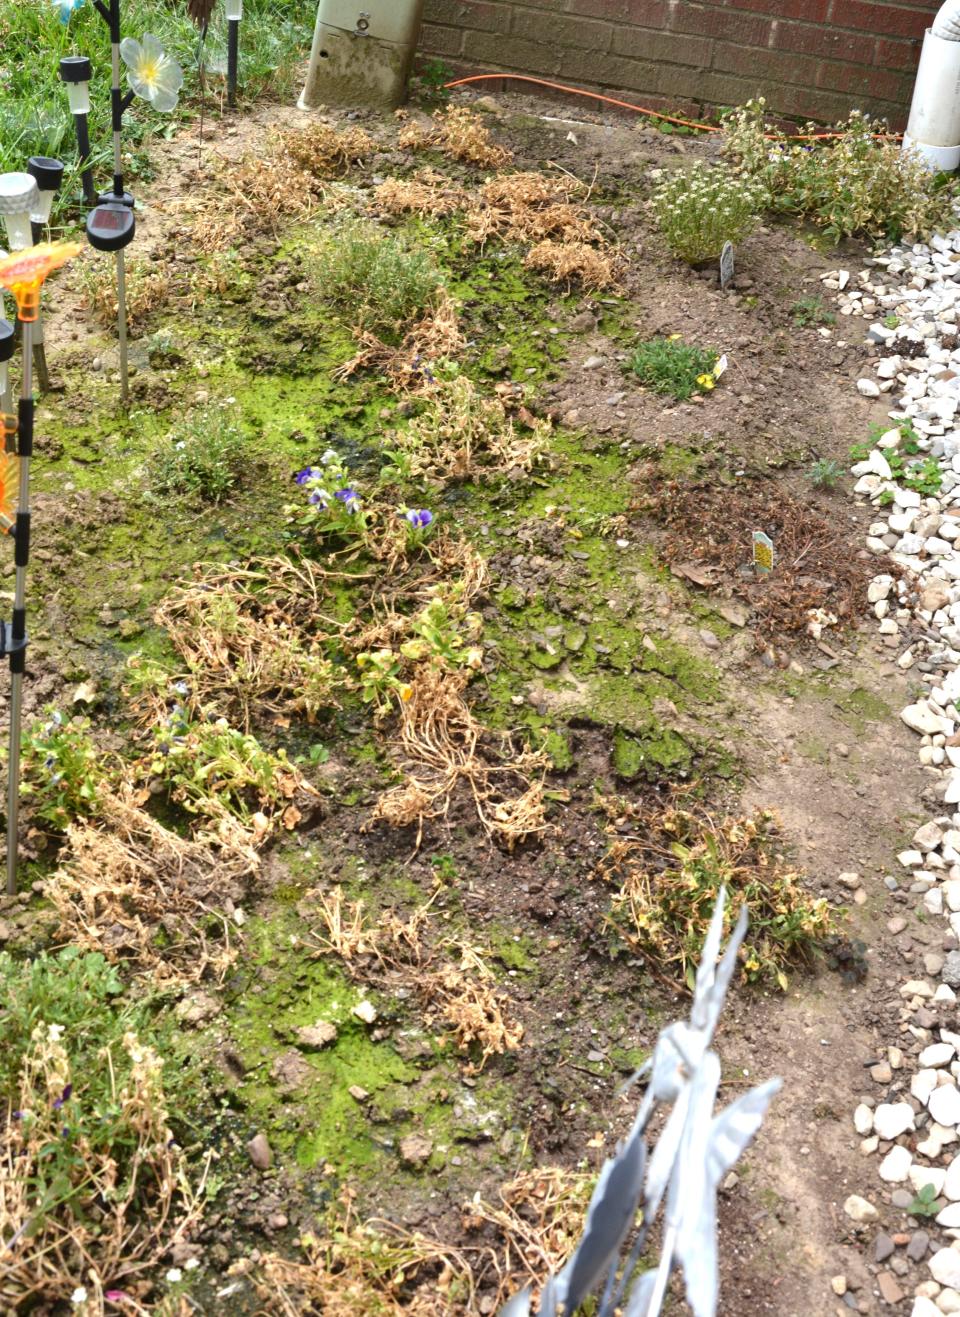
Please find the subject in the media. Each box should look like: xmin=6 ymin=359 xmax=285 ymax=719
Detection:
xmin=119 ymin=34 xmax=184 ymax=113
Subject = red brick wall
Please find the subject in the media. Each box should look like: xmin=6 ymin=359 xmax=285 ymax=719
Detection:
xmin=419 ymin=0 xmax=940 ymax=128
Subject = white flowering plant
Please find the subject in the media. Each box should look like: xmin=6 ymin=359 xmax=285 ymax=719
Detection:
xmin=652 ymin=162 xmax=766 ymax=264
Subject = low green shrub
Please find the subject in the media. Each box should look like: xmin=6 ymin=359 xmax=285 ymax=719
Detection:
xmin=313 ymin=218 xmax=445 ymax=342
xmin=149 ymin=403 xmax=248 ymax=503
xmin=652 ymin=160 xmax=765 ymax=263
xmin=626 ymin=336 xmax=719 ymax=401
xmin=19 ymin=708 xmax=106 ymax=832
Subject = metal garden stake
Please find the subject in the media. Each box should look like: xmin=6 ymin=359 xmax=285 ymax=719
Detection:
xmin=226 ymin=0 xmax=242 ymax=106
xmin=0 ymin=242 xmax=80 ymax=894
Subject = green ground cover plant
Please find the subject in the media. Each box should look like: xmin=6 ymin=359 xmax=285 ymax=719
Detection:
xmin=627 ymin=335 xmax=719 ymax=401
xmin=149 ymin=402 xmax=249 ymax=503
xmin=312 ymin=218 xmax=447 ymax=343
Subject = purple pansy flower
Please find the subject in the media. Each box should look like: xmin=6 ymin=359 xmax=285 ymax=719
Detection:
xmin=52 ymin=1084 xmax=72 ymax=1111
xmin=404 ymin=509 xmax=433 ymax=530
xmin=295 ymin=467 xmax=319 ymax=485
xmin=335 ymin=488 xmax=361 ymax=512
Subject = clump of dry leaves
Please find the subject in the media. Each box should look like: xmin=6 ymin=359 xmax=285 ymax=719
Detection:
xmin=398 ymin=105 xmax=513 ymax=169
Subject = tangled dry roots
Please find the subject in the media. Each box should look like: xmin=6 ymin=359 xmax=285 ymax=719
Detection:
xmin=371 ymin=665 xmax=548 ymax=852
xmin=47 ymin=783 xmax=256 ymax=983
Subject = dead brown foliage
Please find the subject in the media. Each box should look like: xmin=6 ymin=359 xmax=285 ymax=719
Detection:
xmin=524 ymin=239 xmax=619 ymax=291
xmin=310 ymin=888 xmax=523 ymax=1070
xmin=249 ymin=1166 xmax=591 ymax=1314
xmin=47 ymin=782 xmax=255 ymax=983
xmin=375 ymin=170 xmax=467 ymax=219
xmin=398 ymin=106 xmax=513 ymax=169
xmin=336 ymin=288 xmax=466 ymax=390
xmin=154 ymin=556 xmax=344 ymax=729
xmin=190 ymin=121 xmax=371 ymax=251
xmin=634 ymin=472 xmax=879 ymax=649
xmin=74 ymin=256 xmax=169 ymax=332
xmin=370 ymin=665 xmax=549 ymax=853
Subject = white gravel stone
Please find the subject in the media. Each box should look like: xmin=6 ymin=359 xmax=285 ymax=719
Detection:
xmin=922 ymin=1042 xmax=958 ymax=1068
xmin=843 ymin=1194 xmax=878 ymax=1222
xmin=931 ymin=1085 xmax=960 ymax=1128
xmin=854 ymin=1103 xmax=874 ymax=1134
xmin=911 ymin=1164 xmax=947 ymax=1195
xmin=915 ymin=1069 xmax=942 ymax=1103
xmin=874 ymin=1101 xmax=917 ymax=1138
xmin=858 ymin=378 xmax=881 ymax=397
xmin=931 ymin=1249 xmax=960 ymax=1289
xmin=879 ymin=1144 xmax=913 ymax=1182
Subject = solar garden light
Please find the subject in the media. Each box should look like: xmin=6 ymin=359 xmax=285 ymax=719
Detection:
xmin=226 ymin=0 xmax=242 ymax=107
xmin=27 ymin=158 xmax=66 ymax=394
xmin=0 ymin=241 xmax=80 ymax=894
xmin=59 ymin=57 xmax=97 ymax=206
xmin=82 ymin=0 xmax=182 ymax=407
xmin=0 ymin=174 xmax=40 ymax=359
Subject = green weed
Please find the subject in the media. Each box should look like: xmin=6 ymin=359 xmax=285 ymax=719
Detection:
xmin=806 ymin=458 xmax=844 ymax=489
xmin=791 ymin=295 xmax=835 ymax=328
xmin=149 ymin=403 xmax=249 ymax=504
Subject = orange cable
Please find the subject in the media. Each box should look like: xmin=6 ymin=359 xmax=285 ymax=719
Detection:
xmin=442 ymin=72 xmax=903 ymax=142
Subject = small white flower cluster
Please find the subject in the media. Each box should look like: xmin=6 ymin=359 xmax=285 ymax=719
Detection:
xmin=653 ymin=161 xmax=766 ymax=265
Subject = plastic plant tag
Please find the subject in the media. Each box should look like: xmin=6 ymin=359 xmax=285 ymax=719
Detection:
xmin=719 ymin=241 xmax=734 ymax=290
xmin=752 ymin=530 xmax=774 ymax=574
xmin=0 ymin=242 xmax=81 ymax=321
xmin=713 ymin=354 xmax=728 ymax=380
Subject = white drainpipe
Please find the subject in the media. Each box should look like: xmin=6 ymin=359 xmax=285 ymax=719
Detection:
xmin=903 ymin=0 xmax=960 ymax=170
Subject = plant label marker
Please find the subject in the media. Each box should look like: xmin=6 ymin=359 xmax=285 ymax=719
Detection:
xmin=720 ymin=241 xmax=735 ymax=290
xmin=752 ymin=530 xmax=774 ymax=575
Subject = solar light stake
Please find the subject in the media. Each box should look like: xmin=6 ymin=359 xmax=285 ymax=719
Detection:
xmin=86 ymin=201 xmax=136 ymax=407
xmin=59 ymin=58 xmax=96 ymax=206
xmin=27 ymin=158 xmax=65 ymax=395
xmin=0 ymin=242 xmax=81 ymax=894
xmin=6 ymin=321 xmax=31 ymax=895
xmin=226 ymin=0 xmax=242 ymax=106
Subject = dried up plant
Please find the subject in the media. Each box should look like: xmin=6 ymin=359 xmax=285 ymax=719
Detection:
xmin=370 ymin=664 xmax=548 ymax=852
xmin=464 ymin=1168 xmax=595 ymax=1303
xmin=524 ymin=240 xmax=618 ymax=291
xmin=375 ymin=170 xmax=468 ymax=219
xmin=393 ymin=374 xmax=551 ymax=484
xmin=278 ymin=122 xmax=375 ymax=177
xmin=336 ymin=288 xmax=465 ymax=389
xmin=0 ymin=1025 xmax=204 ymax=1314
xmin=47 ymin=782 xmax=256 ymax=983
xmin=398 ymin=106 xmax=513 ymax=169
xmin=155 ymin=561 xmax=342 ymax=729
xmin=466 ymin=172 xmax=599 ymax=247
xmin=596 ymin=805 xmax=833 ymax=990
xmin=251 ymin=1195 xmax=484 ymax=1316
xmin=310 ymin=891 xmax=522 ymax=1071
xmin=74 ymin=256 xmax=169 ymax=333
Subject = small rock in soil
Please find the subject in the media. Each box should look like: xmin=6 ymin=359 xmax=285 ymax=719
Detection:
xmin=399 ymin=1134 xmax=434 ymax=1168
xmin=247 ymin=1133 xmax=272 ymax=1171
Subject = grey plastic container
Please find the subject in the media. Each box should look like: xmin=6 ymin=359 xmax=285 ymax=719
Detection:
xmin=299 ymin=1 xmax=426 ymax=112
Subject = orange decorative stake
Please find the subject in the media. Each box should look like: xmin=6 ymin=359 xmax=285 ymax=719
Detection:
xmin=0 ymin=242 xmax=80 ymax=894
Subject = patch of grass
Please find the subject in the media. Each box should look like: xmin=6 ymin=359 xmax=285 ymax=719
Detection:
xmin=148 ymin=402 xmax=250 ymax=504
xmin=313 ymin=217 xmax=446 ymax=343
xmin=627 ymin=336 xmax=719 ymax=401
